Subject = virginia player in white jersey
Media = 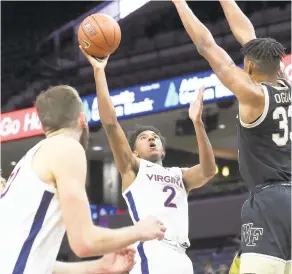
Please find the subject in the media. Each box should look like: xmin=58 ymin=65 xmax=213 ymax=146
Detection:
xmin=0 ymin=85 xmax=166 ymax=274
xmin=81 ymin=46 xmax=216 ymax=274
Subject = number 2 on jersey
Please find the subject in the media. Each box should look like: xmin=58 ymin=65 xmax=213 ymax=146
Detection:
xmin=163 ymin=186 xmax=177 ymax=208
xmin=272 ymin=105 xmax=292 ymax=146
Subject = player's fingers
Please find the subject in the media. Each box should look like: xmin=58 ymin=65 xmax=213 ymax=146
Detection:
xmin=128 ymin=252 xmax=135 ymax=261
xmin=129 ymin=260 xmax=137 ymax=271
xmin=104 ymin=55 xmax=110 ymax=62
xmin=156 ymin=232 xmax=165 ymax=240
xmin=199 ymin=85 xmax=205 ymax=93
xmin=126 ymin=259 xmax=136 ymax=272
xmin=125 ymin=254 xmax=135 ymax=271
xmin=159 ymin=224 xmax=167 ymax=232
xmin=198 ymin=86 xmax=205 ymax=101
xmin=79 ymin=46 xmax=94 ymax=62
xmin=79 ymin=45 xmax=88 ymax=57
xmin=127 ymin=249 xmax=136 ymax=257
xmin=122 ymin=248 xmax=135 ymax=260
xmin=157 ymin=219 xmax=164 ymax=225
xmin=124 ymin=246 xmax=135 ymax=253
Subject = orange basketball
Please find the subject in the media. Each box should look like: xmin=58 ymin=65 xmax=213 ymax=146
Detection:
xmin=78 ymin=14 xmax=121 ymax=58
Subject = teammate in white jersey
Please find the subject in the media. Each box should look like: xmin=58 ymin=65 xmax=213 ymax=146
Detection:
xmin=0 ymin=172 xmax=137 ymax=274
xmin=81 ymin=46 xmax=216 ymax=274
xmin=0 ymin=85 xmax=166 ymax=274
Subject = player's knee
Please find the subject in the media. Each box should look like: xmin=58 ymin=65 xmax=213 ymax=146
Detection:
xmin=240 ymin=253 xmax=286 ymax=274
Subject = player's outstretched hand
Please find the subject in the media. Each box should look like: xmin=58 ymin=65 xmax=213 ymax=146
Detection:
xmin=79 ymin=45 xmax=109 ymax=71
xmin=189 ymin=86 xmax=204 ymax=124
xmin=135 ymin=216 xmax=166 ymax=242
xmin=97 ymin=247 xmax=136 ymax=274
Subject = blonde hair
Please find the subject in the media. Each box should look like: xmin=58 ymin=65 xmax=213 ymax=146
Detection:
xmin=35 ymin=85 xmax=83 ymax=133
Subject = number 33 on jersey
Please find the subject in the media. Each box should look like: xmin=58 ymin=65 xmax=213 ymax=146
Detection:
xmin=272 ymin=104 xmax=292 ymax=146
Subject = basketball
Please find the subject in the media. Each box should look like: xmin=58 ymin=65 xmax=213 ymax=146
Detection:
xmin=78 ymin=14 xmax=121 ymax=58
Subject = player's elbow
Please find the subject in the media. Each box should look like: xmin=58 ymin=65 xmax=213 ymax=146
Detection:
xmin=67 ymin=230 xmax=97 ymax=258
xmin=68 ymin=229 xmax=108 ymax=257
xmin=196 ymin=36 xmax=215 ymax=57
xmin=204 ymin=172 xmax=216 ymax=181
xmin=203 ymin=167 xmax=217 ymax=180
xmin=69 ymin=238 xmax=93 ymax=258
xmin=102 ymin=120 xmax=119 ymax=132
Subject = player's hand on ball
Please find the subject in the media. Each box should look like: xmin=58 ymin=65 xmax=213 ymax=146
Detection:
xmin=79 ymin=45 xmax=109 ymax=71
xmin=97 ymin=247 xmax=136 ymax=274
xmin=136 ymin=216 xmax=167 ymax=241
xmin=188 ymin=86 xmax=204 ymax=124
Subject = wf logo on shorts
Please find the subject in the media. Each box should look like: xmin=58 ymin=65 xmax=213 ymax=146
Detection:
xmin=241 ymin=223 xmax=263 ymax=247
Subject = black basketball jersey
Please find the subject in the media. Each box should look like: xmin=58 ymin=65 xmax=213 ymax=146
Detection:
xmin=237 ymin=79 xmax=291 ymax=190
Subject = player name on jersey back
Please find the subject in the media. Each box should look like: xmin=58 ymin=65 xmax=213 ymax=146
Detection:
xmin=273 ymin=90 xmax=291 ymax=104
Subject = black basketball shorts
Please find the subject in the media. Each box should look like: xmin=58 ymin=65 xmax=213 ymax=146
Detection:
xmin=240 ymin=183 xmax=291 ymax=260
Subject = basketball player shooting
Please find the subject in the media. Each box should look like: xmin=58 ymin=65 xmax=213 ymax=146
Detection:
xmin=173 ymin=0 xmax=291 ymax=273
xmin=80 ymin=43 xmax=216 ymax=274
xmin=0 ymin=85 xmax=166 ymax=274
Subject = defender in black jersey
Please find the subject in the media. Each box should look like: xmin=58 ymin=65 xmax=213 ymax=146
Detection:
xmin=173 ymin=0 xmax=291 ymax=273
xmin=237 ymin=79 xmax=291 ymax=188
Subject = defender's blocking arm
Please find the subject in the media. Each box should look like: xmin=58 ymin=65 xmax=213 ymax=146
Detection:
xmin=172 ymin=0 xmax=264 ymax=116
xmin=219 ymin=0 xmax=288 ymax=80
xmin=219 ymin=0 xmax=256 ymax=46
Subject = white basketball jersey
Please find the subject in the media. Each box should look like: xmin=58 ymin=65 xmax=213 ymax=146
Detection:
xmin=0 ymin=139 xmax=65 ymax=274
xmin=122 ymin=159 xmax=190 ymax=248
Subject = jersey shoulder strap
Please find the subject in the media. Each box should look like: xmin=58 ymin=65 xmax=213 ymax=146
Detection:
xmin=239 ymin=84 xmax=270 ymax=129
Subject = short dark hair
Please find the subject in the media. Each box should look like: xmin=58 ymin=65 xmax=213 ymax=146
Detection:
xmin=127 ymin=125 xmax=166 ymax=151
xmin=241 ymin=38 xmax=285 ymax=75
xmin=36 ymin=85 xmax=83 ymax=133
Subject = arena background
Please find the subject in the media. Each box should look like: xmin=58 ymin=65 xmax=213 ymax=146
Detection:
xmin=1 ymin=1 xmax=291 ymax=273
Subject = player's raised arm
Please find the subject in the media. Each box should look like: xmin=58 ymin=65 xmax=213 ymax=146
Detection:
xmin=79 ymin=47 xmax=139 ymax=177
xmin=220 ymin=0 xmax=288 ymax=80
xmin=181 ymin=87 xmax=216 ymax=191
xmin=51 ymin=138 xmax=166 ymax=257
xmin=172 ymin=0 xmax=265 ymax=123
xmin=219 ymin=0 xmax=256 ymax=46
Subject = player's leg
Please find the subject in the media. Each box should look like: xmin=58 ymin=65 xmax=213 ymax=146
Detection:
xmin=285 ymin=208 xmax=292 ymax=274
xmin=229 ymin=251 xmax=241 ymax=274
xmin=240 ymin=186 xmax=290 ymax=274
xmin=285 ymin=261 xmax=291 ymax=274
xmin=240 ymin=253 xmax=286 ymax=273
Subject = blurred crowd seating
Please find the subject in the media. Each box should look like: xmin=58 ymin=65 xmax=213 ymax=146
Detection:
xmin=187 ymin=246 xmax=238 ymax=274
xmin=2 ymin=2 xmax=291 ymax=112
